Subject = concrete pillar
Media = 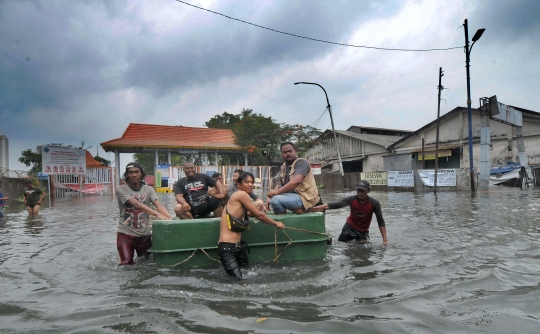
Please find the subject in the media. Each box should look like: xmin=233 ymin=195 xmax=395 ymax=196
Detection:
xmin=515 ymin=127 xmax=533 ymax=180
xmin=244 ymin=153 xmax=248 ymax=167
xmin=115 ymin=148 xmax=121 ymax=186
xmin=479 ymin=115 xmax=491 ymax=189
xmin=154 ymin=149 xmax=159 ymax=175
xmin=215 ymin=151 xmax=218 ymax=167
xmin=167 ymin=149 xmax=171 ymax=165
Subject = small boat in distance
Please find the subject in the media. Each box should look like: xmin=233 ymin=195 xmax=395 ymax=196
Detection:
xmin=489 ymin=162 xmax=533 ymax=188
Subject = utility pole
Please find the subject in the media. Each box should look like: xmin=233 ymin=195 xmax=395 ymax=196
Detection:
xmin=434 ymin=67 xmax=443 ymax=193
xmin=463 ymin=19 xmax=485 ymax=192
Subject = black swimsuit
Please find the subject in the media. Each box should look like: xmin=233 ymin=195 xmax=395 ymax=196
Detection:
xmin=225 ymin=206 xmax=250 ymax=233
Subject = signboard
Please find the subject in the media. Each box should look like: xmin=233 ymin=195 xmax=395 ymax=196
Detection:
xmin=360 ymin=171 xmax=388 ymax=186
xmin=310 ymin=164 xmax=322 ymax=175
xmin=418 ymin=169 xmax=456 ymax=186
xmin=417 ymin=150 xmax=452 ymax=160
xmin=388 ymin=170 xmax=414 ymax=187
xmin=42 ymin=146 xmax=86 ymax=175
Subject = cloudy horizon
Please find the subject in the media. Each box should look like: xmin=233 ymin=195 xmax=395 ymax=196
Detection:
xmin=1 ymin=0 xmax=539 ymax=170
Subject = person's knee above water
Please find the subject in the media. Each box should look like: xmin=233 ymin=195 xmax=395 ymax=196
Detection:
xmin=23 ymin=179 xmax=45 ymax=215
xmin=309 ymin=180 xmax=388 ymax=246
xmin=174 ymin=162 xmax=225 ymax=219
xmin=116 ymin=162 xmax=172 ymax=265
xmin=218 ymin=172 xmax=284 ymax=279
xmin=227 ymin=169 xmax=265 ymax=212
xmin=266 ymin=142 xmax=321 ymax=214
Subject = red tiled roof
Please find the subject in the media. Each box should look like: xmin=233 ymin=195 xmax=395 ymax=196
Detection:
xmin=101 ymin=123 xmax=246 ymax=151
xmin=86 ymin=150 xmax=104 ymax=167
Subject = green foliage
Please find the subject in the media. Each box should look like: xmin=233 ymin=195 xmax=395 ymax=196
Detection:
xmin=93 ymin=155 xmax=111 ymax=166
xmin=18 ymin=149 xmax=42 ymax=174
xmin=205 ymin=109 xmax=322 ymax=165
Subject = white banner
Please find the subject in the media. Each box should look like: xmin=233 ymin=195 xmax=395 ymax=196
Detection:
xmin=388 ymin=170 xmax=414 ymax=187
xmin=418 ymin=169 xmax=456 ymax=186
xmin=42 ymin=146 xmax=86 ymax=174
xmin=360 ymin=171 xmax=388 ymax=186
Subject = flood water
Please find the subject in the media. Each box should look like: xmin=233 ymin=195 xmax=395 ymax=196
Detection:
xmin=1 ymin=188 xmax=540 ymax=333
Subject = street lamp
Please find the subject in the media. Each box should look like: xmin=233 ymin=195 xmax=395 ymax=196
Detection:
xmin=464 ymin=19 xmax=485 ymax=192
xmin=294 ymin=82 xmax=347 ymax=189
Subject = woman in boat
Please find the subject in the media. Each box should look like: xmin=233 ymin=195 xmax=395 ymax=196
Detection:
xmin=218 ymin=171 xmax=284 ymax=279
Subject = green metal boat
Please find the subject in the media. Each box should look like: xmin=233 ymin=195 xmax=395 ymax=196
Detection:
xmin=150 ymin=212 xmax=329 ymax=267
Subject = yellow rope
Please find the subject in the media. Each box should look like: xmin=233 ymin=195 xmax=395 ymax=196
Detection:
xmin=171 ymin=248 xmax=220 ymax=267
xmin=273 ymin=229 xmax=293 ymax=263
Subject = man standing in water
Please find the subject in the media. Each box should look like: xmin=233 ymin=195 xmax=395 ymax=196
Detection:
xmin=23 ymin=179 xmax=44 ymax=214
xmin=116 ymin=162 xmax=171 ymax=265
xmin=219 ymin=171 xmax=284 ymax=279
xmin=266 ymin=142 xmax=321 ymax=214
xmin=309 ymin=180 xmax=388 ymax=245
xmin=0 ymin=181 xmax=8 ymax=217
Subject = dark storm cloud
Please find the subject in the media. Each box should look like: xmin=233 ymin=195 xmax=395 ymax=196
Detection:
xmin=471 ymin=1 xmax=540 ymax=41
xmin=0 ymin=0 xmax=123 ymax=115
xmin=123 ymin=0 xmax=400 ymax=96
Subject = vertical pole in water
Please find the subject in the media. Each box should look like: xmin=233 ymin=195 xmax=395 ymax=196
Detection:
xmin=47 ymin=174 xmax=51 ymax=206
xmin=434 ymin=67 xmax=443 ymax=193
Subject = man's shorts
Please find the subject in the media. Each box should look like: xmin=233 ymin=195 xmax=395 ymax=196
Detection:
xmin=191 ymin=196 xmax=221 ymax=217
xmin=117 ymin=232 xmax=152 ymax=265
xmin=337 ymin=223 xmax=370 ymax=243
xmin=218 ymin=241 xmax=249 ymax=279
xmin=0 ymin=206 xmax=4 ymax=216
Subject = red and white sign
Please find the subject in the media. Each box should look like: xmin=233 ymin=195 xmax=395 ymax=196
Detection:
xmin=42 ymin=146 xmax=86 ymax=175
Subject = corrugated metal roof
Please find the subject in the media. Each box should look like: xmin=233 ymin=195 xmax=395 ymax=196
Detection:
xmin=334 ymin=130 xmax=403 ymax=148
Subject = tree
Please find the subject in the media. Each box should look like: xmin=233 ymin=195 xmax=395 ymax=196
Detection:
xmin=19 ymin=149 xmax=42 ymax=174
xmin=133 ymin=153 xmax=187 ymax=174
xmin=205 ymin=109 xmax=323 ymax=165
xmin=94 ymin=156 xmax=111 ymax=166
xmin=206 ymin=109 xmax=291 ymax=165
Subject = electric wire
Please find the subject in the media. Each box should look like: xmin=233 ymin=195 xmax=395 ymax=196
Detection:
xmin=310 ymin=107 xmax=328 ymax=129
xmin=175 ymin=0 xmax=462 ymax=52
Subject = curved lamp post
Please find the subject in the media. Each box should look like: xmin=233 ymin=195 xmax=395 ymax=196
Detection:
xmin=294 ymin=82 xmax=346 ymax=189
xmin=464 ymin=19 xmax=485 ymax=192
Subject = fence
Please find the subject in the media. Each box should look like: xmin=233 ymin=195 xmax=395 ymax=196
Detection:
xmin=53 ymin=167 xmax=115 ymax=198
xmin=0 ymin=169 xmax=29 ymax=178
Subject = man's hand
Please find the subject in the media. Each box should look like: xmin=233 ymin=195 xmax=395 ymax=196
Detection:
xmin=265 ymin=198 xmax=271 ymax=211
xmin=254 ymin=200 xmax=265 ymax=212
xmin=213 ymin=193 xmax=224 ymax=199
xmin=267 ymin=189 xmax=279 ymax=198
xmin=182 ymin=203 xmax=191 ymax=212
xmin=275 ymin=222 xmax=285 ymax=229
xmin=156 ymin=213 xmax=171 ymax=220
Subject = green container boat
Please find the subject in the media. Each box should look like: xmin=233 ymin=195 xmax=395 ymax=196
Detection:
xmin=150 ymin=212 xmax=329 ymax=267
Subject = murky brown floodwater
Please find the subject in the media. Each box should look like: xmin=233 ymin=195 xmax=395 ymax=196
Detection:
xmin=1 ymin=188 xmax=539 ymax=333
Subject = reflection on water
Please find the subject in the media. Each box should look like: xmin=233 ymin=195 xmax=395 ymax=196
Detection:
xmin=0 ymin=189 xmax=540 ymax=333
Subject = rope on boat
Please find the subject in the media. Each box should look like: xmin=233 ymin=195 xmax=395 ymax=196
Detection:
xmin=171 ymin=248 xmax=220 ymax=267
xmin=170 ymin=226 xmax=332 ymax=266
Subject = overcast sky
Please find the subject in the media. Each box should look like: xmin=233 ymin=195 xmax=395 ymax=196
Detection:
xmin=1 ymin=0 xmax=539 ymax=171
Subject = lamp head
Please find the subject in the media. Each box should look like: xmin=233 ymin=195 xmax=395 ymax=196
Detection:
xmin=472 ymin=28 xmax=485 ymax=42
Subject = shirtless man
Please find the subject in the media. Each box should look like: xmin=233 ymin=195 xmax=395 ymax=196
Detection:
xmin=218 ymin=171 xmax=284 ymax=279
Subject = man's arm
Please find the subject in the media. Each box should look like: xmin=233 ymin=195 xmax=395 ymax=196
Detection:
xmin=267 ymin=174 xmax=304 ymax=198
xmin=379 ymin=226 xmax=388 ymax=246
xmin=125 ymin=198 xmax=170 ymax=220
xmin=175 ymin=193 xmax=191 ymax=212
xmin=371 ymin=199 xmax=387 ymax=245
xmin=213 ymin=181 xmax=224 ymax=199
xmin=307 ymin=196 xmax=355 ymax=212
xmin=153 ymin=199 xmax=171 ymax=220
xmin=237 ymin=192 xmax=284 ymax=229
xmin=38 ymin=190 xmax=45 ymax=204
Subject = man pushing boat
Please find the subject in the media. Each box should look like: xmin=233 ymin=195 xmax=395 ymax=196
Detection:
xmin=116 ymin=162 xmax=171 ymax=265
xmin=309 ymin=180 xmax=388 ymax=245
xmin=219 ymin=171 xmax=284 ymax=279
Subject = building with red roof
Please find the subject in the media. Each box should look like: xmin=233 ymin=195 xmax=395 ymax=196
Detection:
xmin=100 ymin=123 xmax=250 ymax=185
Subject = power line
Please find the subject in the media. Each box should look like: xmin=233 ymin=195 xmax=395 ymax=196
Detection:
xmin=311 ymin=107 xmax=328 ymax=129
xmin=175 ymin=0 xmax=462 ymax=52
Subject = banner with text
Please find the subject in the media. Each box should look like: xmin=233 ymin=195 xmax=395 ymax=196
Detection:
xmin=418 ymin=169 xmax=456 ymax=186
xmin=42 ymin=146 xmax=86 ymax=175
xmin=360 ymin=171 xmax=388 ymax=185
xmin=388 ymin=170 xmax=415 ymax=187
